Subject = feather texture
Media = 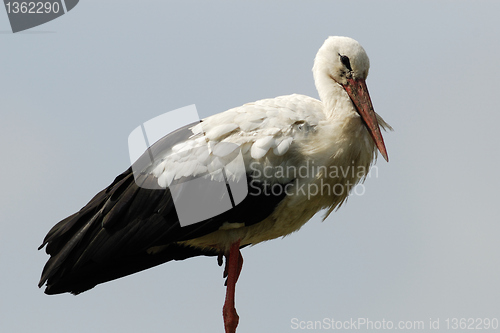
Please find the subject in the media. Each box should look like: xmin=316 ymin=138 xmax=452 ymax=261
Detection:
xmin=38 ymin=36 xmax=391 ymax=297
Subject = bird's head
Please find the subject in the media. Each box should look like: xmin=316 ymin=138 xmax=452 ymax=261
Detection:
xmin=313 ymin=36 xmax=388 ymax=162
xmin=314 ymin=36 xmax=370 ymax=85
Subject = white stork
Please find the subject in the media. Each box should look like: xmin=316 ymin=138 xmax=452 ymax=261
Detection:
xmin=38 ymin=36 xmax=391 ymax=333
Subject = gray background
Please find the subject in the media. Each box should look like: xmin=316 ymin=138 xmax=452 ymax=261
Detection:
xmin=1 ymin=1 xmax=499 ymax=332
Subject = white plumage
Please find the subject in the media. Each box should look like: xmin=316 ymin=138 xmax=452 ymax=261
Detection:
xmin=148 ymin=37 xmax=391 ymax=252
xmin=39 ymin=36 xmax=391 ymax=333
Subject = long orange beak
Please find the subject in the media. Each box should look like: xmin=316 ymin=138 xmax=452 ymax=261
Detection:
xmin=343 ymin=78 xmax=389 ymax=162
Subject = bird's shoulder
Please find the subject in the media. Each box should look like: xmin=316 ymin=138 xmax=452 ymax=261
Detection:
xmin=150 ymin=94 xmax=325 ymax=186
xmin=201 ymin=94 xmax=324 ymax=136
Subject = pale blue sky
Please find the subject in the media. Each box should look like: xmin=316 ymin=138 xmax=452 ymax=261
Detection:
xmin=1 ymin=1 xmax=499 ymax=332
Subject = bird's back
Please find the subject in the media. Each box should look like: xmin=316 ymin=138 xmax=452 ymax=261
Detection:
xmin=39 ymin=92 xmax=387 ymax=294
xmin=38 ymin=94 xmax=329 ymax=294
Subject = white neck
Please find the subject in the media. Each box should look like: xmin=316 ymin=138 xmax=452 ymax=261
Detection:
xmin=313 ymin=71 xmax=354 ymax=120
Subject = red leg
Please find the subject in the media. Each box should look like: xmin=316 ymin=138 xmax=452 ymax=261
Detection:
xmin=223 ymin=240 xmax=243 ymax=333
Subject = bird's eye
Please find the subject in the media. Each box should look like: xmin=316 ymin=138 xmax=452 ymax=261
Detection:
xmin=339 ymin=54 xmax=352 ymax=71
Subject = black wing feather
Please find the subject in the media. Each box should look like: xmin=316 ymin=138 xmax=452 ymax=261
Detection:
xmin=39 ymin=122 xmax=290 ymax=295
